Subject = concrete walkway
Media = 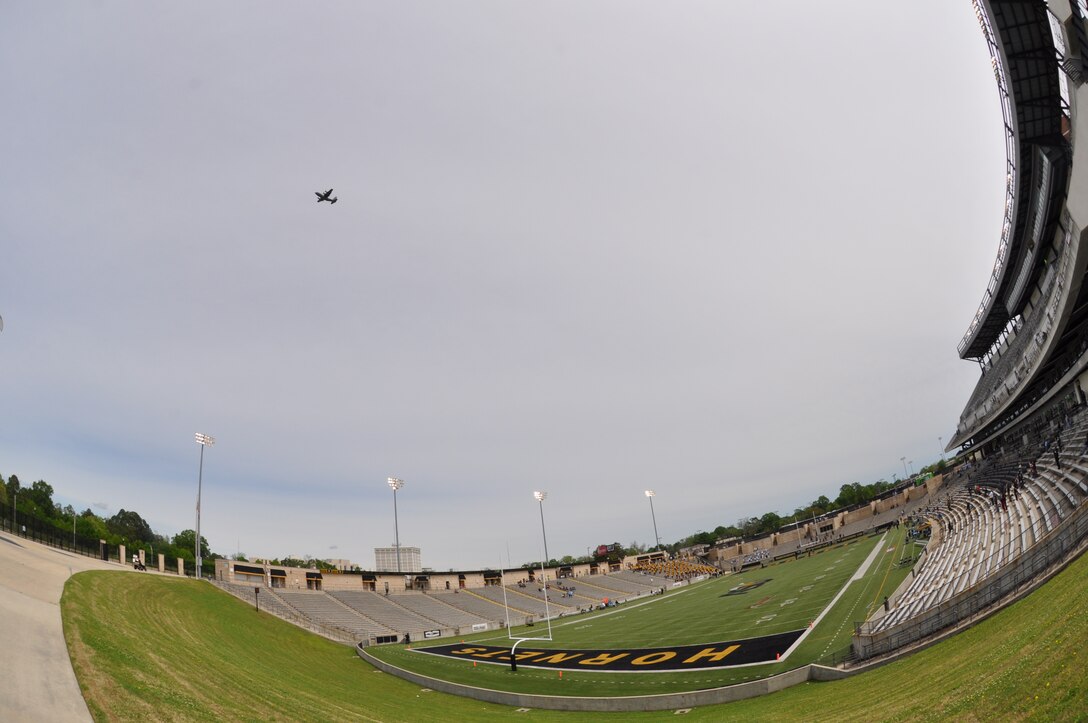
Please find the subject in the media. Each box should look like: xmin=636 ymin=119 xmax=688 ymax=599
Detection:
xmin=0 ymin=531 xmax=125 ymax=722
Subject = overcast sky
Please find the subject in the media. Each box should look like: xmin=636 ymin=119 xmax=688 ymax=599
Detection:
xmin=1 ymin=1 xmax=1003 ymax=571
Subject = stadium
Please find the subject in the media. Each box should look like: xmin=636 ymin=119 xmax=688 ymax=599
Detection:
xmin=4 ymin=0 xmax=1088 ymax=719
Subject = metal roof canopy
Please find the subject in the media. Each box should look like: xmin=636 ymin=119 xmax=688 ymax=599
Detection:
xmin=959 ymin=0 xmax=1068 ymax=360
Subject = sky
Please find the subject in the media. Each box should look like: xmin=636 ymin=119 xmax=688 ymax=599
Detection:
xmin=0 ymin=1 xmax=1004 ymax=571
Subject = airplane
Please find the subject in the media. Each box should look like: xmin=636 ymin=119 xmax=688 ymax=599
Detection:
xmin=315 ymin=188 xmax=338 ymax=204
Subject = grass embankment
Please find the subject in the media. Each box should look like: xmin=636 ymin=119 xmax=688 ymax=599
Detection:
xmin=63 ymin=541 xmax=1088 ymax=721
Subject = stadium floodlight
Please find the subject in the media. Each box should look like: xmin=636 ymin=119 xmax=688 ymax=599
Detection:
xmin=388 ymin=477 xmax=405 ymax=573
xmin=900 ymin=456 xmax=908 ymax=480
xmin=533 ymin=491 xmax=549 ymax=569
xmin=509 ymin=491 xmax=555 ymax=671
xmin=909 ymin=460 xmax=915 ymax=476
xmin=938 ymin=436 xmax=944 ymax=460
xmin=194 ymin=433 xmax=215 ymax=579
xmin=645 ymin=490 xmax=661 ymax=549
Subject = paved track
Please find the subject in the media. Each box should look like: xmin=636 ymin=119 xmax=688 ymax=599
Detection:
xmin=0 ymin=531 xmax=127 ymax=722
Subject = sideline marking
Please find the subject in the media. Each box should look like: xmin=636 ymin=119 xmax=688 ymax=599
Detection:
xmin=777 ymin=532 xmax=888 ymax=661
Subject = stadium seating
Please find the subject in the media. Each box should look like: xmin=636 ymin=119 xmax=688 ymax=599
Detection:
xmin=275 ymin=589 xmax=394 ymax=639
xmin=628 ymin=558 xmax=717 ymax=580
xmin=466 ymin=584 xmax=576 ymax=617
xmin=328 ymin=591 xmax=437 ymax=632
xmin=371 ymin=591 xmax=490 ymax=630
xmin=874 ymin=415 xmax=1088 ymax=633
xmin=427 ymin=590 xmax=512 ymax=621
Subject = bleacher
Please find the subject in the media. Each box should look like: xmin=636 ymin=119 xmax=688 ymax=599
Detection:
xmin=874 ymin=412 xmax=1088 ymax=633
xmin=466 ymin=584 xmax=575 ymax=617
xmin=275 ymin=589 xmax=394 ymax=639
xmin=628 ymin=558 xmax=717 ymax=580
xmin=538 ymin=579 xmax=601 ymax=608
xmin=565 ymin=573 xmax=653 ymax=599
xmin=328 ymin=591 xmax=436 ymax=632
xmin=213 ymin=580 xmax=306 ymax=625
xmin=382 ymin=592 xmax=490 ymax=630
xmin=427 ymin=590 xmax=510 ymax=620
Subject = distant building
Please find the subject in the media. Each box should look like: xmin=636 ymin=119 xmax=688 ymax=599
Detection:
xmin=374 ymin=546 xmax=421 ymax=573
xmin=325 ymin=558 xmax=355 ymax=572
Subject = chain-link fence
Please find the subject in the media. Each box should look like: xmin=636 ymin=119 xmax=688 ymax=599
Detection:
xmin=0 ymin=500 xmax=116 ymax=561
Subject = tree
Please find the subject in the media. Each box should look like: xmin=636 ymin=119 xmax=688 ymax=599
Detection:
xmin=835 ymin=482 xmax=866 ymax=508
xmin=28 ymin=480 xmax=56 ymax=518
xmin=76 ymin=511 xmax=109 ymax=542
xmin=6 ymin=474 xmax=22 ymax=503
xmin=107 ymin=509 xmax=154 ymax=543
xmin=759 ymin=512 xmax=782 ymax=535
xmin=738 ymin=517 xmax=761 ymax=537
xmin=173 ymin=529 xmax=209 ymax=560
xmin=0 ymin=476 xmax=7 ymax=506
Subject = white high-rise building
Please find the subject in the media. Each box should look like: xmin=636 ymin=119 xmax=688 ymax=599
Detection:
xmin=374 ymin=546 xmax=421 ymax=573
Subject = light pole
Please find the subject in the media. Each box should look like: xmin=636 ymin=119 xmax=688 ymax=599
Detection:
xmin=194 ymin=432 xmax=215 ymax=579
xmin=909 ymin=460 xmax=915 ymax=476
xmin=900 ymin=456 xmax=908 ymax=480
xmin=533 ymin=491 xmax=550 ymax=574
xmin=938 ymin=436 xmax=945 ymax=461
xmin=388 ymin=477 xmax=404 ymax=574
xmin=645 ymin=490 xmax=660 ymax=550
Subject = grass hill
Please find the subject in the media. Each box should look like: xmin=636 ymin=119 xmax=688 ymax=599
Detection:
xmin=62 ymin=546 xmax=1088 ymax=721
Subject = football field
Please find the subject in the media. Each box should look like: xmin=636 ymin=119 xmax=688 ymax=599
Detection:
xmin=368 ymin=526 xmax=913 ymax=694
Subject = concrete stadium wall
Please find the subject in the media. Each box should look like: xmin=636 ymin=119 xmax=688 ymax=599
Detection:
xmin=320 ymin=574 xmax=367 ymax=591
xmin=772 ymin=527 xmax=803 ymax=548
xmin=842 ymin=506 xmax=873 ymax=528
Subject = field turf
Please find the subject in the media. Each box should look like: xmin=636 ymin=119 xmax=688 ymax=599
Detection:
xmin=366 ymin=529 xmax=915 ymax=693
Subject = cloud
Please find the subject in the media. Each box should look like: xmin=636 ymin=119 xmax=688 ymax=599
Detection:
xmin=0 ymin=0 xmax=1000 ymax=570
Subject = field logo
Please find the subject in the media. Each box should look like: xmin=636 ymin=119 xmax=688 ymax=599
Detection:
xmin=416 ymin=629 xmax=804 ymax=671
xmin=724 ymin=578 xmax=772 ymax=596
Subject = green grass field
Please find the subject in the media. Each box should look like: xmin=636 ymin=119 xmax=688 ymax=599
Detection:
xmin=366 ymin=529 xmax=914 ymax=695
xmin=62 ymin=530 xmax=1088 ymax=720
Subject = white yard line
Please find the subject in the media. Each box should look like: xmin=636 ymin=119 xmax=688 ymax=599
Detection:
xmin=779 ymin=532 xmax=887 ymax=661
